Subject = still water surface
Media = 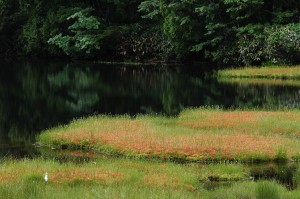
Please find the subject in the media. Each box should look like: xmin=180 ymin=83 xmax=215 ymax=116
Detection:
xmin=2 ymin=61 xmax=300 ymax=189
xmin=1 ymin=61 xmax=300 ymax=157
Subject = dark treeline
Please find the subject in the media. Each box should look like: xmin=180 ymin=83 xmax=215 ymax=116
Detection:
xmin=0 ymin=0 xmax=300 ymax=66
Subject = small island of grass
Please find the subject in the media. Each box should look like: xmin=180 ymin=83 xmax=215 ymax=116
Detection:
xmin=218 ymin=66 xmax=300 ymax=79
xmin=38 ymin=108 xmax=300 ymax=162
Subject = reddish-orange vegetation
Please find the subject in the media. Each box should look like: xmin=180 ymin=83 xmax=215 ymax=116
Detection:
xmin=49 ymin=168 xmax=124 ymax=184
xmin=51 ymin=120 xmax=297 ymax=160
xmin=0 ymin=168 xmax=124 ymax=184
xmin=180 ymin=111 xmax=300 ymax=137
xmin=143 ymin=173 xmax=181 ymax=188
xmin=42 ymin=111 xmax=300 ymax=161
xmin=179 ymin=111 xmax=277 ymax=129
xmin=0 ymin=172 xmax=18 ymax=183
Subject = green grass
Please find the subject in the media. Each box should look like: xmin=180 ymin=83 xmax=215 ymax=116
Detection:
xmin=2 ymin=180 xmax=298 ymax=199
xmin=38 ymin=108 xmax=300 ymax=162
xmin=218 ymin=77 xmax=300 ymax=87
xmin=218 ymin=66 xmax=300 ymax=79
xmin=0 ymin=158 xmax=300 ymax=199
xmin=0 ymin=158 xmax=247 ymax=199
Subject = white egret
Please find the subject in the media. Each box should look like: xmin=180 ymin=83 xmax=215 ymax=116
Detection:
xmin=44 ymin=172 xmax=48 ymax=182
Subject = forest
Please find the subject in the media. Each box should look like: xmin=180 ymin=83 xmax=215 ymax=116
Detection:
xmin=1 ymin=0 xmax=300 ymax=66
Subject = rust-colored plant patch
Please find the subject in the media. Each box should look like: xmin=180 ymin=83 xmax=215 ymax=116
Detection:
xmin=54 ymin=125 xmax=295 ymax=160
xmin=42 ymin=110 xmax=300 ymax=161
xmin=143 ymin=173 xmax=197 ymax=191
xmin=0 ymin=172 xmax=18 ymax=183
xmin=0 ymin=167 xmax=124 ymax=185
xmin=143 ymin=173 xmax=180 ymax=188
xmin=49 ymin=168 xmax=124 ymax=184
xmin=179 ymin=111 xmax=276 ymax=129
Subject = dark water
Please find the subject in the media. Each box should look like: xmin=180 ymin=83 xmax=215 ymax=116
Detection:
xmin=1 ymin=61 xmax=300 ymax=157
xmin=203 ymin=163 xmax=300 ymax=190
xmin=1 ymin=61 xmax=300 ymax=189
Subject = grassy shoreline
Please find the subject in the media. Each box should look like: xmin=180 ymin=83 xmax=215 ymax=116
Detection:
xmin=218 ymin=77 xmax=300 ymax=87
xmin=38 ymin=108 xmax=300 ymax=162
xmin=218 ymin=66 xmax=300 ymax=79
xmin=1 ymin=158 xmax=300 ymax=198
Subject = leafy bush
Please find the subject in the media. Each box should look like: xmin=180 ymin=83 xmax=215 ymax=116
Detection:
xmin=265 ymin=23 xmax=300 ymax=64
xmin=236 ymin=24 xmax=267 ymax=66
xmin=118 ymin=25 xmax=173 ymax=61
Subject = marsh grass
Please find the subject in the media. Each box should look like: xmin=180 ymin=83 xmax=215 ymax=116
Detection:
xmin=0 ymin=158 xmax=199 ymax=187
xmin=1 ymin=159 xmax=299 ymax=199
xmin=256 ymin=181 xmax=282 ymax=199
xmin=218 ymin=77 xmax=300 ymax=87
xmin=218 ymin=66 xmax=300 ymax=79
xmin=0 ymin=158 xmax=250 ymax=199
xmin=209 ymin=180 xmax=294 ymax=199
xmin=198 ymin=164 xmax=248 ymax=181
xmin=39 ymin=108 xmax=300 ymax=162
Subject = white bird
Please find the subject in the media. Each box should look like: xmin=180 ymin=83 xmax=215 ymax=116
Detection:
xmin=44 ymin=172 xmax=48 ymax=182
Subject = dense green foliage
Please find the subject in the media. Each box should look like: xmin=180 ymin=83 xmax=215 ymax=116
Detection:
xmin=0 ymin=0 xmax=300 ymax=65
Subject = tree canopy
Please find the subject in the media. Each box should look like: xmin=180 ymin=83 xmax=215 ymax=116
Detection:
xmin=0 ymin=0 xmax=299 ymax=66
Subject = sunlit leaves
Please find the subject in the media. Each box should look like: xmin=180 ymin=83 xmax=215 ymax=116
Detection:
xmin=48 ymin=8 xmax=103 ymax=57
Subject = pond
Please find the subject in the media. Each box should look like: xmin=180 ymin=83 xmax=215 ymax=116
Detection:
xmin=1 ymin=60 xmax=300 ymax=157
xmin=1 ymin=61 xmax=300 ymax=191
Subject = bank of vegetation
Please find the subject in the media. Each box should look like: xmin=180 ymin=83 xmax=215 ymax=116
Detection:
xmin=1 ymin=158 xmax=300 ymax=198
xmin=38 ymin=108 xmax=300 ymax=162
xmin=1 ymin=0 xmax=300 ymax=66
xmin=218 ymin=66 xmax=300 ymax=79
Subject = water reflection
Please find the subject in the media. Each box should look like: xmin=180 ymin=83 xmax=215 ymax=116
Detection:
xmin=249 ymin=163 xmax=299 ymax=190
xmin=202 ymin=163 xmax=300 ymax=191
xmin=219 ymin=78 xmax=300 ymax=109
xmin=0 ymin=61 xmax=300 ymax=156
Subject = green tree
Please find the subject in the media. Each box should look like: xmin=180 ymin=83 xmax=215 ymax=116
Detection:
xmin=48 ymin=8 xmax=106 ymax=58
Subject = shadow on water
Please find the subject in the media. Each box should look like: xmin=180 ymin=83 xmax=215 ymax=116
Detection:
xmin=0 ymin=60 xmax=300 ymax=157
xmin=249 ymin=163 xmax=299 ymax=190
xmin=203 ymin=162 xmax=300 ymax=191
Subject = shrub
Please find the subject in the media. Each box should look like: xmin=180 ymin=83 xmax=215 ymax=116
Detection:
xmin=118 ymin=25 xmax=174 ymax=61
xmin=236 ymin=24 xmax=267 ymax=66
xmin=265 ymin=23 xmax=300 ymax=64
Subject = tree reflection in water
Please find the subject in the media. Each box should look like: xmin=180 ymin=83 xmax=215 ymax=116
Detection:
xmin=0 ymin=61 xmax=300 ymax=156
